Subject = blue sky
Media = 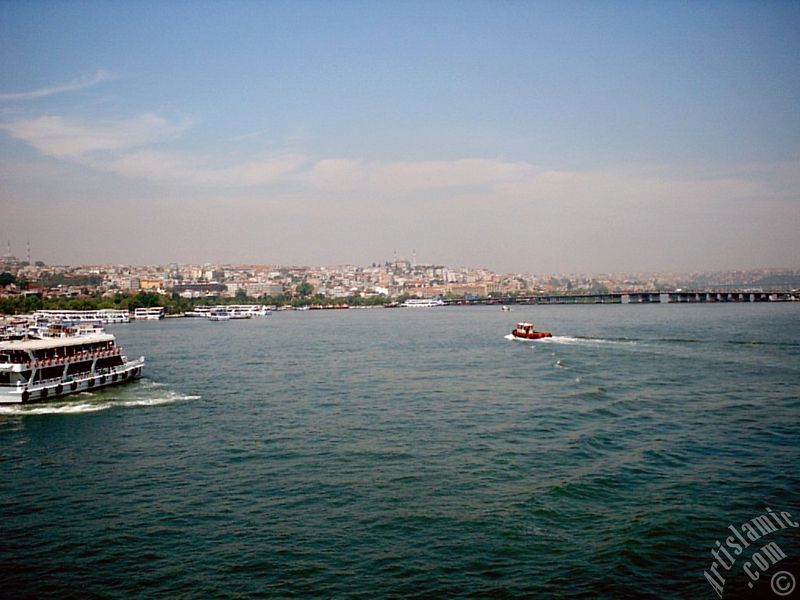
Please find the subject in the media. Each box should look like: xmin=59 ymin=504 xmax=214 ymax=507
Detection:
xmin=1 ymin=1 xmax=798 ymax=272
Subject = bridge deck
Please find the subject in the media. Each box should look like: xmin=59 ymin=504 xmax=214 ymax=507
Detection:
xmin=444 ymin=290 xmax=799 ymax=305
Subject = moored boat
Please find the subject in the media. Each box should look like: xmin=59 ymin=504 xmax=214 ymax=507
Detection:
xmin=185 ymin=304 xmax=271 ymax=318
xmin=208 ymin=308 xmax=231 ymax=321
xmin=511 ymin=322 xmax=552 ymax=340
xmin=133 ymin=307 xmax=165 ymax=320
xmin=400 ymin=298 xmax=445 ymax=308
xmin=228 ymin=304 xmax=271 ymax=317
xmin=0 ymin=331 xmax=144 ymax=404
xmin=33 ymin=309 xmax=131 ymax=324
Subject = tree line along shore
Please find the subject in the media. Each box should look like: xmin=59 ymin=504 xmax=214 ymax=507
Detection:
xmin=0 ymin=289 xmax=399 ymax=316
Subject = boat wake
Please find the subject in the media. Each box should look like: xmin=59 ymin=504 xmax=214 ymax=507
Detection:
xmin=0 ymin=383 xmax=200 ymax=417
xmin=541 ymin=336 xmax=639 ymax=347
xmin=505 ymin=334 xmax=636 ymax=347
xmin=505 ymin=333 xmax=558 ymax=342
xmin=0 ymin=402 xmax=110 ymax=416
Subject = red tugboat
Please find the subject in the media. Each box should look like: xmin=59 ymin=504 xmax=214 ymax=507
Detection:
xmin=511 ymin=322 xmax=552 ymax=340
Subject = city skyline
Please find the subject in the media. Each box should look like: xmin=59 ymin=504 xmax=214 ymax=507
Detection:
xmin=3 ymin=242 xmax=798 ymax=291
xmin=1 ymin=2 xmax=799 ymax=273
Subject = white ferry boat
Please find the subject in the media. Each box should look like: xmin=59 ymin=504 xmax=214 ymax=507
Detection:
xmin=133 ymin=307 xmax=165 ymax=320
xmin=0 ymin=331 xmax=144 ymax=404
xmin=33 ymin=309 xmax=131 ymax=324
xmin=228 ymin=304 xmax=271 ymax=317
xmin=208 ymin=307 xmax=231 ymax=321
xmin=400 ymin=298 xmax=445 ymax=308
xmin=185 ymin=304 xmax=271 ymax=318
xmin=184 ymin=306 xmax=213 ymax=318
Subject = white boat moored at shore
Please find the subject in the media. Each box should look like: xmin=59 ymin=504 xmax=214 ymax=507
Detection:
xmin=32 ymin=309 xmax=131 ymax=324
xmin=208 ymin=308 xmax=231 ymax=321
xmin=133 ymin=307 xmax=165 ymax=320
xmin=400 ymin=298 xmax=445 ymax=308
xmin=184 ymin=305 xmax=271 ymax=318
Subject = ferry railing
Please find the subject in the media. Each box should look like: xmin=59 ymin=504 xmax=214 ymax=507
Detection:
xmin=21 ymin=356 xmax=143 ymax=388
xmin=25 ymin=347 xmax=121 ymax=368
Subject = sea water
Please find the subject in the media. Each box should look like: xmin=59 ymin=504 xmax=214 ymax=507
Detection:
xmin=1 ymin=305 xmax=798 ymax=598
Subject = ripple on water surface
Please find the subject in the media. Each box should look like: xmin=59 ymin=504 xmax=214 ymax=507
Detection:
xmin=1 ymin=305 xmax=799 ymax=598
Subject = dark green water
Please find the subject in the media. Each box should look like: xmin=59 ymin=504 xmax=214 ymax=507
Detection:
xmin=2 ymin=305 xmax=799 ymax=598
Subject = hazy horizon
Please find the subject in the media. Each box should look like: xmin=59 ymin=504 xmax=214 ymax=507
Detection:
xmin=2 ymin=2 xmax=799 ymax=273
xmin=4 ymin=250 xmax=799 ymax=280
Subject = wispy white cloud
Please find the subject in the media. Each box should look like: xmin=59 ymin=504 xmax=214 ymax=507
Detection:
xmin=3 ymin=106 xmax=796 ymax=215
xmin=225 ymin=129 xmax=273 ymax=143
xmin=307 ymin=159 xmax=366 ymax=191
xmin=1 ymin=111 xmax=307 ymax=187
xmin=307 ymin=158 xmax=534 ymax=192
xmin=0 ymin=70 xmax=114 ymax=101
xmin=1 ymin=113 xmax=191 ymax=158
xmin=492 ymin=165 xmax=766 ymax=207
xmin=105 ymin=150 xmax=307 ymax=186
xmin=373 ymin=158 xmax=533 ymax=190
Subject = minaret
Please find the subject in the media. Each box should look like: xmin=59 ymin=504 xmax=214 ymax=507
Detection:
xmin=26 ymin=239 xmax=31 ymax=264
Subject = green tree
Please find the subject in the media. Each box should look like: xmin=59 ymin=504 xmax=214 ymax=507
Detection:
xmin=128 ymin=291 xmax=163 ymax=310
xmin=0 ymin=272 xmax=16 ymax=287
xmin=168 ymin=293 xmax=191 ymax=315
xmin=20 ymin=295 xmax=42 ymax=312
xmin=296 ymin=282 xmax=314 ymax=297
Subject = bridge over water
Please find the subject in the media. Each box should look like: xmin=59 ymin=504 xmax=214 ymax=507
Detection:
xmin=445 ymin=290 xmax=800 ymax=306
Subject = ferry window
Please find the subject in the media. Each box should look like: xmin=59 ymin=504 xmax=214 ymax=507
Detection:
xmin=0 ymin=372 xmax=9 ymax=384
xmin=0 ymin=353 xmax=9 ymax=364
